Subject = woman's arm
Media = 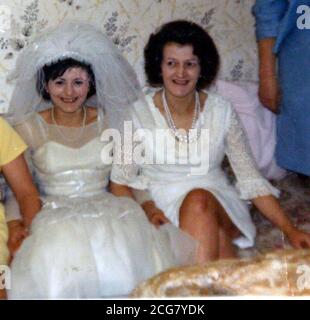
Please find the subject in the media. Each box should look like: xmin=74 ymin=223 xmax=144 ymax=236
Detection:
xmin=253 ymin=0 xmax=288 ymax=112
xmin=132 ymin=189 xmax=170 ymax=227
xmin=140 ymin=200 xmax=170 ymax=227
xmin=252 ymin=195 xmax=310 ymax=248
xmin=257 ymin=38 xmax=281 ymax=113
xmin=2 ymin=154 xmax=40 ymax=228
xmin=110 ymin=183 xmax=170 ymax=227
xmin=224 ymin=106 xmax=310 ymax=248
xmin=109 ymin=181 xmax=135 ymax=199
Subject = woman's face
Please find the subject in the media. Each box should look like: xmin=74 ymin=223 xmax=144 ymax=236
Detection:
xmin=46 ymin=67 xmax=90 ymax=113
xmin=161 ymin=43 xmax=201 ymax=99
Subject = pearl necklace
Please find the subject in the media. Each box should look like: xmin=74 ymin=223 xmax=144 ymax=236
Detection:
xmin=162 ymin=90 xmax=201 ymax=143
xmin=51 ymin=106 xmax=87 ymax=142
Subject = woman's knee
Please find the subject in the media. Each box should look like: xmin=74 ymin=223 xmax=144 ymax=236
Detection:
xmin=179 ymin=189 xmax=220 ymax=225
xmin=181 ymin=189 xmax=217 ymax=212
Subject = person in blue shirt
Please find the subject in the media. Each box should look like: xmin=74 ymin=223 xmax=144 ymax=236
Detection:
xmin=253 ymin=0 xmax=310 ymax=177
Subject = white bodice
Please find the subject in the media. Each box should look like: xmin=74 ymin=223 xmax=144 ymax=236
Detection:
xmin=14 ymin=111 xmax=111 ymax=198
xmin=32 ymin=138 xmax=111 ymax=198
xmin=138 ymin=92 xmax=228 ymax=183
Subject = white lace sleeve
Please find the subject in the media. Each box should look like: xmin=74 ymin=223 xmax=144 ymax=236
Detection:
xmin=225 ymin=108 xmax=280 ymax=200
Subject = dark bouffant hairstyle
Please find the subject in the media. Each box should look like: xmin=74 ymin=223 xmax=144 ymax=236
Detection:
xmin=144 ymin=20 xmax=220 ymax=89
xmin=36 ymin=58 xmax=96 ymax=100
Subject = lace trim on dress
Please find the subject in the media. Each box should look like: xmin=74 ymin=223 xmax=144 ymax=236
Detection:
xmin=236 ymin=178 xmax=280 ymax=200
xmin=225 ymin=107 xmax=280 ymax=200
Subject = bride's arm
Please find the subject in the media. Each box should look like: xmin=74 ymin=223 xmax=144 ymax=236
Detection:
xmin=3 ymin=153 xmax=41 ymax=256
xmin=3 ymin=154 xmax=40 ymax=228
xmin=4 ymin=116 xmax=41 ymax=255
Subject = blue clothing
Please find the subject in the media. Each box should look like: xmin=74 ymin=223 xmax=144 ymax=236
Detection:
xmin=253 ymin=0 xmax=309 ymax=53
xmin=253 ymin=0 xmax=310 ymax=175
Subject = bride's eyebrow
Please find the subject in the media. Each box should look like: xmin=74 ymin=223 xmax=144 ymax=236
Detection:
xmin=165 ymin=57 xmax=198 ymax=61
xmin=54 ymin=76 xmax=88 ymax=81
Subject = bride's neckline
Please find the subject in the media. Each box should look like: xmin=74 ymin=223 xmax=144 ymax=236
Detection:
xmin=36 ymin=110 xmax=99 ymax=129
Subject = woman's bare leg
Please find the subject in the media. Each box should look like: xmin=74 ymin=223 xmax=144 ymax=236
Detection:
xmin=179 ymin=189 xmax=237 ymax=264
xmin=219 ymin=228 xmax=236 ymax=259
xmin=0 ymin=289 xmax=6 ymax=300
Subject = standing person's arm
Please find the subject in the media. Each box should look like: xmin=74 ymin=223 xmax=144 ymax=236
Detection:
xmin=257 ymin=38 xmax=280 ymax=113
xmin=253 ymin=0 xmax=288 ymax=112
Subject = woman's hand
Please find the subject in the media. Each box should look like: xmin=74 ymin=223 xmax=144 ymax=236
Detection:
xmin=285 ymin=226 xmax=310 ymax=249
xmin=142 ymin=201 xmax=170 ymax=228
xmin=148 ymin=210 xmax=171 ymax=227
xmin=258 ymin=75 xmax=281 ymax=113
xmin=251 ymin=195 xmax=310 ymax=249
xmin=7 ymin=219 xmax=28 ymax=256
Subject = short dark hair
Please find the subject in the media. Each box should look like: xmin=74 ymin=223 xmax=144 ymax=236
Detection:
xmin=144 ymin=20 xmax=220 ymax=89
xmin=36 ymin=58 xmax=96 ymax=100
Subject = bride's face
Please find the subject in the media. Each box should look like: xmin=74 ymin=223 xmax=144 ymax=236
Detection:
xmin=46 ymin=67 xmax=90 ymax=114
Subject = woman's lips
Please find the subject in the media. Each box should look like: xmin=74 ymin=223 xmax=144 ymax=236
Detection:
xmin=173 ymin=79 xmax=189 ymax=85
xmin=61 ymin=97 xmax=78 ymax=103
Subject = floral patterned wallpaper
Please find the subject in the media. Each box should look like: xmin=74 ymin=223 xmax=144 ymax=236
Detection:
xmin=0 ymin=0 xmax=257 ymax=113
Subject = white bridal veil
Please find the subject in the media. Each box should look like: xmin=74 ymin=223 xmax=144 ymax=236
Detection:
xmin=6 ymin=22 xmax=152 ymax=131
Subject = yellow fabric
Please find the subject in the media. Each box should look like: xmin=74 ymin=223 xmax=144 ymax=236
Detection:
xmin=0 ymin=117 xmax=27 ymax=168
xmin=0 ymin=117 xmax=27 ymax=265
xmin=0 ymin=208 xmax=9 ymax=265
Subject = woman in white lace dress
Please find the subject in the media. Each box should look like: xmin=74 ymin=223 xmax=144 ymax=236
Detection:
xmin=5 ymin=23 xmax=196 ymax=299
xmin=112 ymin=20 xmax=310 ymax=264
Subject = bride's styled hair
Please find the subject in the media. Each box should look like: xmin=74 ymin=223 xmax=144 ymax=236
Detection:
xmin=36 ymin=58 xmax=96 ymax=100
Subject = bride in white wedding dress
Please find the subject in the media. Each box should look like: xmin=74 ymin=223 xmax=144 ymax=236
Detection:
xmin=5 ymin=23 xmax=196 ymax=299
